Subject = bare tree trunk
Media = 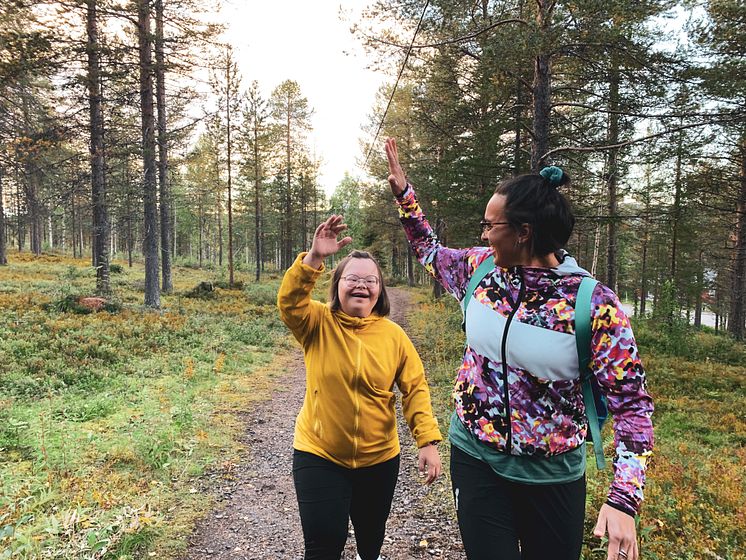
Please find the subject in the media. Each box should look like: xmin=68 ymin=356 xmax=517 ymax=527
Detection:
xmin=670 ymin=127 xmax=684 ymax=301
xmin=639 ymin=230 xmax=649 ymax=317
xmin=605 ymin=56 xmax=620 ymax=292
xmin=198 ymin=199 xmax=204 ymax=268
xmin=284 ymin=100 xmax=292 ymax=270
xmin=138 ymin=0 xmax=160 ymax=308
xmin=15 ymin=166 xmax=24 ymax=252
xmin=0 ymin=167 xmax=6 ymax=265
xmin=26 ymin=173 xmax=42 ymax=255
xmin=225 ymin=52 xmax=235 ymax=288
xmin=254 ymin=123 xmax=262 ymax=282
xmin=530 ymin=1 xmax=553 ymax=172
xmin=694 ymin=250 xmax=703 ymax=328
xmin=728 ymin=137 xmax=746 ymax=339
xmin=216 ymin=191 xmax=223 ymax=266
xmin=591 ymin=207 xmax=601 ymax=278
xmin=87 ymin=0 xmax=110 ymax=294
xmin=155 ymin=0 xmax=172 ymax=293
xmin=70 ymin=180 xmax=77 ymax=258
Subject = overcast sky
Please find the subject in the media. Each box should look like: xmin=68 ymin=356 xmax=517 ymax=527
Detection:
xmin=215 ymin=0 xmax=388 ymax=196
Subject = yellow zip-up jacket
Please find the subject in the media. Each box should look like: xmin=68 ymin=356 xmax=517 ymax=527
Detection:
xmin=278 ymin=253 xmax=442 ymax=469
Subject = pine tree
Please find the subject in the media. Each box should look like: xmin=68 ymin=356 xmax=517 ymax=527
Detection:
xmin=137 ymin=0 xmax=160 ymax=308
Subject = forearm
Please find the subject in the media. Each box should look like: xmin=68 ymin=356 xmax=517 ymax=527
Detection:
xmin=395 ymin=184 xmax=477 ymax=297
xmin=401 ymin=386 xmax=442 ymax=447
xmin=277 ymin=252 xmax=324 ymax=341
xmin=590 ymin=286 xmax=654 ymax=515
xmin=397 ymin=337 xmax=442 ymax=447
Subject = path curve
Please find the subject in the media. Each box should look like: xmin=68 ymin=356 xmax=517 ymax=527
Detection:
xmin=181 ymin=288 xmax=463 ymax=559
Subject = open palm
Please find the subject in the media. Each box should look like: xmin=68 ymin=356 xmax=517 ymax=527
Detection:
xmin=310 ymin=215 xmax=352 ymax=260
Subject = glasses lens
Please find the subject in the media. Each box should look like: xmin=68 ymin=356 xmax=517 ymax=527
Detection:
xmin=344 ymin=275 xmax=378 ymax=286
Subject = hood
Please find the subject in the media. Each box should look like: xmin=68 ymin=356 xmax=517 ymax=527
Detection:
xmin=505 ymin=251 xmax=591 ymax=291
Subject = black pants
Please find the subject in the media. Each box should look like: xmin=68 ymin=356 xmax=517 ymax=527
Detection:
xmin=292 ymin=449 xmax=400 ymax=560
xmin=450 ymin=445 xmax=586 ymax=560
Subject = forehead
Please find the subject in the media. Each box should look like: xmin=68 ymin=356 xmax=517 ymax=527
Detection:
xmin=341 ymin=258 xmax=379 ymax=277
xmin=484 ymin=194 xmax=507 ymax=219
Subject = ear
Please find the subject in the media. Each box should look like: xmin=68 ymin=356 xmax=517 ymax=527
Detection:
xmin=517 ymin=223 xmax=532 ymax=245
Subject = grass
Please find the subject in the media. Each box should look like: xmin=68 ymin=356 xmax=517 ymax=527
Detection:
xmin=0 ymin=250 xmax=292 ymax=559
xmin=406 ymin=290 xmax=746 ymax=560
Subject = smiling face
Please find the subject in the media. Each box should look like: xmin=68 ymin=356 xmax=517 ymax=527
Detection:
xmin=336 ymin=257 xmax=381 ymax=318
xmin=481 ymin=194 xmax=529 ymax=267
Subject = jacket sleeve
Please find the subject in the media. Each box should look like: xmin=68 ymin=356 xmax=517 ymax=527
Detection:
xmin=394 ymin=328 xmax=443 ymax=447
xmin=589 ymin=284 xmax=654 ymax=516
xmin=396 ymin=184 xmax=492 ymax=301
xmin=277 ymin=252 xmax=327 ymax=347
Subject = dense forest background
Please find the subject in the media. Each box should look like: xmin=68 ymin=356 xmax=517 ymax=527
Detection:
xmin=1 ymin=0 xmax=745 ymax=337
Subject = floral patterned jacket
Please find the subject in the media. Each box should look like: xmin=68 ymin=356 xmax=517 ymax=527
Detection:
xmin=396 ymin=184 xmax=654 ymax=515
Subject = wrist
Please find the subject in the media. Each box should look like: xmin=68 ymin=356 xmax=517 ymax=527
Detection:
xmin=302 ymin=251 xmax=324 ymax=269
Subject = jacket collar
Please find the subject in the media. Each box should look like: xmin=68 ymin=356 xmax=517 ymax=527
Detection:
xmin=333 ymin=309 xmax=384 ymax=329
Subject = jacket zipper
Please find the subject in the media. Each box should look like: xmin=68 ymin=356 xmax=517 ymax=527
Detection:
xmin=501 ymin=268 xmax=525 ymax=455
xmin=352 ymin=330 xmax=363 ymax=468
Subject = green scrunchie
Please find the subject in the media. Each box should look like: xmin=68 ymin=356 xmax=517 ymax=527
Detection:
xmin=539 ymin=165 xmax=564 ymax=187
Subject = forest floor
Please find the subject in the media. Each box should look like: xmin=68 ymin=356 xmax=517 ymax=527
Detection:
xmin=180 ymin=288 xmax=464 ymax=560
xmin=2 ymin=254 xmax=744 ymax=559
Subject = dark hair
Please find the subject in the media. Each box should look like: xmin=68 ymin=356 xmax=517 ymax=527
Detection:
xmin=329 ymin=250 xmax=390 ymax=317
xmin=494 ymin=170 xmax=575 ymax=257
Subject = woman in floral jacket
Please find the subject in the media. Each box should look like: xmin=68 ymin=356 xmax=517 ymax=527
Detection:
xmin=385 ymin=138 xmax=653 ymax=560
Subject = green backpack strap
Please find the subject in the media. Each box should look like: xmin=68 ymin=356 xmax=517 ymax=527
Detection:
xmin=462 ymin=257 xmax=496 ymax=328
xmin=576 ymin=276 xmax=606 ymax=470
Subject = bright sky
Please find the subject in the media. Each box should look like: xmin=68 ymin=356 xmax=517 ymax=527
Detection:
xmin=216 ymin=0 xmax=388 ymax=196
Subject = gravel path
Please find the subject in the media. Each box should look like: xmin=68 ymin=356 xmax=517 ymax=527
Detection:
xmin=181 ymin=288 xmax=464 ymax=559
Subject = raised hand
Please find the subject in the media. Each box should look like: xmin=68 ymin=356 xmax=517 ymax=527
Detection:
xmin=385 ymin=137 xmax=407 ymax=196
xmin=302 ymin=215 xmax=353 ymax=269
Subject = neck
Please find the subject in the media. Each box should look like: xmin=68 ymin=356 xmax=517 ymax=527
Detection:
xmin=526 ymin=252 xmax=560 ymax=268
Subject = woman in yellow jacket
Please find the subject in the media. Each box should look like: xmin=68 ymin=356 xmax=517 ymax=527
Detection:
xmin=278 ymin=214 xmax=443 ymax=560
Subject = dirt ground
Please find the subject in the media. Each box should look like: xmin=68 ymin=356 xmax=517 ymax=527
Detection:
xmin=180 ymin=288 xmax=464 ymax=560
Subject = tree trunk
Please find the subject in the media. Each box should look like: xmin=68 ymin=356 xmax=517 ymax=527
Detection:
xmin=216 ymin=191 xmax=223 ymax=266
xmin=155 ymin=0 xmax=172 ymax=293
xmin=530 ymin=1 xmax=553 ymax=172
xmin=15 ymin=166 xmax=24 ymax=252
xmin=25 ymin=172 xmax=42 ymax=255
xmin=670 ymin=126 xmax=684 ymax=294
xmin=254 ymin=120 xmax=262 ymax=282
xmin=70 ymin=180 xmax=77 ymax=258
xmin=639 ymin=229 xmax=649 ymax=317
xmin=694 ymin=250 xmax=703 ymax=328
xmin=87 ymin=0 xmax=110 ymax=295
xmin=0 ymin=167 xmax=7 ymax=265
xmin=728 ymin=137 xmax=746 ymax=339
xmin=605 ymin=56 xmax=620 ymax=292
xmin=198 ymin=199 xmax=204 ymax=268
xmin=284 ymin=99 xmax=292 ymax=270
xmin=137 ymin=0 xmax=160 ymax=308
xmin=591 ymin=206 xmax=601 ymax=278
xmin=225 ymin=52 xmax=235 ymax=288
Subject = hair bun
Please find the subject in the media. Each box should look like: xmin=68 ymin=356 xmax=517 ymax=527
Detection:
xmin=539 ymin=166 xmax=565 ymax=188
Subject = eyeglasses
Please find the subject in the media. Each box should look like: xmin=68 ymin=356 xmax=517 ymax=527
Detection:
xmin=480 ymin=220 xmax=511 ymax=233
xmin=341 ymin=274 xmax=379 ymax=287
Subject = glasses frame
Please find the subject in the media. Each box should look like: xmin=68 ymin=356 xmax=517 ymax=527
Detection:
xmin=341 ymin=274 xmax=380 ymax=287
xmin=480 ymin=220 xmax=512 ymax=233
